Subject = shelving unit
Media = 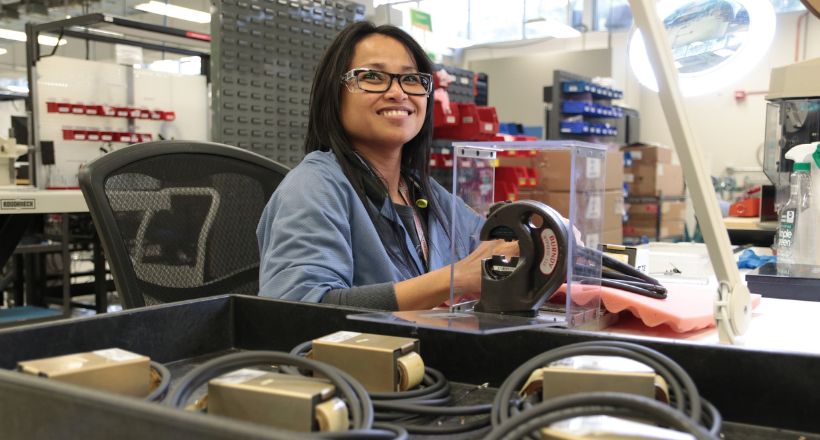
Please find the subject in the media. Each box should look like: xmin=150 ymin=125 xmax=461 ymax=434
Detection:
xmin=545 ymin=70 xmax=623 ymax=141
xmin=623 ymin=193 xmax=687 ymax=243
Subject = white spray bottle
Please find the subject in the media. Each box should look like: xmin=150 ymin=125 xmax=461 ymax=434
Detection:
xmin=780 ymin=143 xmax=820 ymax=265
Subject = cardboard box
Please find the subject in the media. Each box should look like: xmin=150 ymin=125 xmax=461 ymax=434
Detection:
xmin=532 ymin=150 xmax=624 ymax=192
xmin=624 ymin=163 xmax=684 ymax=197
xmin=517 ymin=188 xmax=546 ymax=203
xmin=544 ymin=190 xmax=624 ymax=231
xmin=602 ymin=227 xmax=623 ymax=245
xmin=497 ymin=156 xmax=535 ymax=168
xmin=621 ymin=143 xmax=672 ymax=165
xmin=627 ymin=201 xmax=686 ymax=220
xmin=623 ymin=219 xmax=686 ymax=238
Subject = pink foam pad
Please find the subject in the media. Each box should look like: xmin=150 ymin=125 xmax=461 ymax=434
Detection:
xmin=550 ymin=284 xmax=761 ymax=333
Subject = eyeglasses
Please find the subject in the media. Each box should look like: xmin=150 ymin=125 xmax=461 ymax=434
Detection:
xmin=341 ymin=68 xmax=432 ymax=96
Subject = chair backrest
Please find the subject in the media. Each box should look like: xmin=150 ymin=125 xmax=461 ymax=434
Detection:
xmin=79 ymin=141 xmax=289 ymax=309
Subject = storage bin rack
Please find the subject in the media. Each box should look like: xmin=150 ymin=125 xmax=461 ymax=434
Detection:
xmin=624 ymin=193 xmax=687 ymax=243
xmin=0 ymin=295 xmax=819 ymax=439
xmin=212 ymin=0 xmax=366 ymax=169
xmin=546 ymin=70 xmax=623 ymax=141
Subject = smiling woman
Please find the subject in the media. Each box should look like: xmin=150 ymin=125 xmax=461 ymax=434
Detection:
xmin=256 ymin=22 xmax=519 ymax=312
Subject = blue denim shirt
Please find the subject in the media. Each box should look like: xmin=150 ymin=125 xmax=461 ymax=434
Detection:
xmin=256 ymin=151 xmax=485 ymax=303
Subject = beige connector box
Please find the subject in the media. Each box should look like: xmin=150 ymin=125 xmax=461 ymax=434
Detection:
xmin=540 ymin=356 xmax=656 ymax=401
xmin=17 ymin=348 xmax=151 ymax=398
xmin=208 ymin=370 xmax=347 ymax=432
xmin=312 ymin=331 xmax=423 ymax=392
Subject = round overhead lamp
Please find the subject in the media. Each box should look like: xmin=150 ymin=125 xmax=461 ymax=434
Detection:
xmin=628 ymin=0 xmax=776 ymax=97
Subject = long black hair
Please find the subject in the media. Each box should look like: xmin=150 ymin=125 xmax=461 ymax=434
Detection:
xmin=304 ymin=21 xmax=451 ymax=273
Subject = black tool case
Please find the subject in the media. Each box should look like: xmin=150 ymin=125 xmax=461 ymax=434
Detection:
xmin=1 ymin=295 xmax=818 ymax=439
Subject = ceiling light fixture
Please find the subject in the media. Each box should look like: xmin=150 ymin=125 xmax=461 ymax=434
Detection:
xmin=135 ymin=1 xmax=211 ymax=24
xmin=524 ymin=18 xmax=581 ymax=39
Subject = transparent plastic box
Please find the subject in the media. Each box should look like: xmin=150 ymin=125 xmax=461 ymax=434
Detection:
xmin=349 ymin=141 xmax=608 ymax=334
xmin=449 ymin=141 xmax=607 ymax=330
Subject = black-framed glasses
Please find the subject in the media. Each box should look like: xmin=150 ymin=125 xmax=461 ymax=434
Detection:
xmin=341 ymin=68 xmax=432 ymax=96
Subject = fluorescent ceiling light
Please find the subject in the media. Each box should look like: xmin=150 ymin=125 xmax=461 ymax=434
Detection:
xmin=0 ymin=29 xmax=68 ymax=46
xmin=525 ymin=18 xmax=581 ymax=39
xmin=136 ymin=1 xmax=211 ymax=23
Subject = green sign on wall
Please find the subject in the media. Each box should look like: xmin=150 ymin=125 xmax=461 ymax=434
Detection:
xmin=410 ymin=9 xmax=432 ymax=32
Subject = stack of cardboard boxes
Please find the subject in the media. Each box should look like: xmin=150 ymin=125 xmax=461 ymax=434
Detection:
xmin=503 ymin=150 xmax=625 ymax=246
xmin=621 ymin=144 xmax=686 ymax=239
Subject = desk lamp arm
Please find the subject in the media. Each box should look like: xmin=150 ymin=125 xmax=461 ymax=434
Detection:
xmin=629 ymin=0 xmax=752 ymax=344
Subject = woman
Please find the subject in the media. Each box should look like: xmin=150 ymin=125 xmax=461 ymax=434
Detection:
xmin=256 ymin=21 xmax=518 ymax=311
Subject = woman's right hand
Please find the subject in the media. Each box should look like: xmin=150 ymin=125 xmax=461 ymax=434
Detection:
xmin=452 ymin=239 xmax=520 ymax=296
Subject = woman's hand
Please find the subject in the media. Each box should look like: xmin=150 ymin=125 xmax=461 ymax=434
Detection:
xmin=452 ymin=239 xmax=520 ymax=296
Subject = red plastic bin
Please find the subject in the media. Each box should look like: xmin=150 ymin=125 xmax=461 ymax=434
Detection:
xmin=86 ymin=130 xmax=101 ymax=141
xmin=100 ymin=131 xmax=114 ymax=141
xmin=433 ymin=100 xmax=460 ymax=129
xmin=70 ymin=104 xmax=85 ymax=115
xmin=85 ymin=105 xmax=103 ymax=116
xmin=115 ymin=107 xmax=130 ymax=118
xmin=163 ymin=111 xmax=176 ymax=121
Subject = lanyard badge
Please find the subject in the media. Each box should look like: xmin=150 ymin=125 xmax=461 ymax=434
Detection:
xmin=398 ymin=178 xmax=429 ymax=272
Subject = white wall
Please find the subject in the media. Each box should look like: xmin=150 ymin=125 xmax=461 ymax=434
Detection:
xmin=636 ymin=11 xmax=820 ymax=177
xmin=467 ymin=43 xmax=614 ymax=127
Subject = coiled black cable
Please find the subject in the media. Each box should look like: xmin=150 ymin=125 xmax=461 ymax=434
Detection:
xmin=146 ymin=360 xmax=171 ymax=402
xmin=486 ymin=392 xmax=720 ymax=440
xmin=288 ymin=341 xmax=492 ymax=435
xmin=492 ymin=341 xmax=721 ymax=437
xmin=164 ymin=350 xmax=407 ymax=440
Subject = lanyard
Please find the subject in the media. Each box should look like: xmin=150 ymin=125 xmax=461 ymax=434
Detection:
xmin=398 ymin=177 xmax=429 ymax=272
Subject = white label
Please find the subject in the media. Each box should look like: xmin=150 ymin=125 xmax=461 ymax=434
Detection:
xmin=561 ymin=128 xmax=571 ymax=133
xmin=624 ymin=173 xmax=634 ymax=183
xmin=152 ymin=114 xmax=162 ymax=120
xmin=539 ymin=229 xmax=559 ymax=275
xmin=463 ymin=116 xmax=473 ymax=124
xmin=585 ymin=158 xmax=602 ymax=179
xmin=117 ymin=111 xmax=128 ymax=117
xmin=166 ymin=115 xmax=175 ymax=121
xmin=93 ymin=348 xmax=142 ymax=362
xmin=318 ymin=331 xmax=362 ymax=343
xmin=630 ymin=151 xmax=642 ymax=160
xmin=492 ymin=265 xmax=516 ymax=272
xmin=657 ymin=165 xmax=664 ymax=176
xmin=459 ymin=77 xmax=469 ymax=85
xmin=615 ymin=197 xmax=624 ymax=215
xmin=586 ymin=233 xmax=600 ymax=250
xmin=586 ymin=196 xmax=602 ymax=219
xmin=58 ymin=108 xmax=69 ymax=113
xmin=446 ymin=116 xmax=456 ymax=124
xmin=484 ymin=123 xmax=493 ymax=131
xmin=212 ymin=368 xmax=266 ymax=384
xmin=87 ymin=109 xmax=98 ymax=115
xmin=101 ymin=135 xmax=113 ymax=141
xmin=1 ymin=199 xmax=35 ymax=210
xmin=120 ymin=136 xmax=131 ymax=142
xmin=72 ymin=108 xmax=83 ymax=114
xmin=88 ymin=135 xmax=100 ymax=141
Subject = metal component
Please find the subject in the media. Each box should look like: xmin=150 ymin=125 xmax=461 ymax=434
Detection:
xmin=17 ymin=349 xmax=150 ymax=397
xmin=208 ymin=370 xmax=344 ymax=432
xmin=312 ymin=332 xmax=421 ymax=392
xmin=475 ymin=200 xmax=569 ymax=317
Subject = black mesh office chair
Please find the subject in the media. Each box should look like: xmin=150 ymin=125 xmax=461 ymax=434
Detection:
xmin=79 ymin=141 xmax=289 ymax=309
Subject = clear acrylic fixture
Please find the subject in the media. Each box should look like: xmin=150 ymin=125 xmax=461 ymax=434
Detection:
xmin=348 ymin=141 xmax=607 ymax=334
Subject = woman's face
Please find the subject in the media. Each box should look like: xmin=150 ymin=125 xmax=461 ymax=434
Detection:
xmin=340 ymin=34 xmax=427 ymax=155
